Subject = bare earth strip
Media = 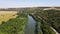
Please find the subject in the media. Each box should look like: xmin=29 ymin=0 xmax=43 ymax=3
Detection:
xmin=51 ymin=27 xmax=59 ymax=34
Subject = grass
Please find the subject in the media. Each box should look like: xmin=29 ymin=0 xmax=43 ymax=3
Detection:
xmin=0 ymin=11 xmax=18 ymax=24
xmin=0 ymin=13 xmax=28 ymax=34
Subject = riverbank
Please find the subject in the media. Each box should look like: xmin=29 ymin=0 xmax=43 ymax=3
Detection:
xmin=29 ymin=13 xmax=58 ymax=34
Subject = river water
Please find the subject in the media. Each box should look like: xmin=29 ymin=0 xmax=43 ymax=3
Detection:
xmin=25 ymin=15 xmax=36 ymax=34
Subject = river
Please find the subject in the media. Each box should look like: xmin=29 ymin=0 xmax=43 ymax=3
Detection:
xmin=25 ymin=15 xmax=36 ymax=34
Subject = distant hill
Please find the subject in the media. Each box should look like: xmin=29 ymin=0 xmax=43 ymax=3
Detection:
xmin=0 ymin=7 xmax=60 ymax=11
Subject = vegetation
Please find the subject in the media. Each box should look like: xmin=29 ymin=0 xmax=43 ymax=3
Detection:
xmin=37 ymin=10 xmax=60 ymax=33
xmin=0 ymin=13 xmax=28 ymax=34
xmin=0 ymin=11 xmax=17 ymax=23
xmin=46 ymin=10 xmax=60 ymax=33
xmin=32 ymin=14 xmax=56 ymax=34
xmin=30 ymin=9 xmax=60 ymax=34
xmin=0 ymin=8 xmax=60 ymax=34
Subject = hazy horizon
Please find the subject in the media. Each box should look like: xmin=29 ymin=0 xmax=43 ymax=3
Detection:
xmin=0 ymin=0 xmax=60 ymax=8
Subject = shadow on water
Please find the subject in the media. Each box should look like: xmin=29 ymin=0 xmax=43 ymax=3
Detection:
xmin=25 ymin=15 xmax=37 ymax=34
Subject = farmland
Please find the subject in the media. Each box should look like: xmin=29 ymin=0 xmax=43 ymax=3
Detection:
xmin=0 ymin=7 xmax=60 ymax=34
xmin=0 ymin=11 xmax=28 ymax=34
xmin=0 ymin=11 xmax=18 ymax=23
xmin=30 ymin=9 xmax=60 ymax=34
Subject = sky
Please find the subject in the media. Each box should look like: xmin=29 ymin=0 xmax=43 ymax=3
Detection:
xmin=0 ymin=0 xmax=60 ymax=8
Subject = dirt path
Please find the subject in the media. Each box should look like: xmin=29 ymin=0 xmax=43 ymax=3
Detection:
xmin=51 ymin=27 xmax=59 ymax=34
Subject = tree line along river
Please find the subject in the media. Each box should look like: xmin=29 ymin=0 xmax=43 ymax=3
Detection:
xmin=25 ymin=14 xmax=59 ymax=34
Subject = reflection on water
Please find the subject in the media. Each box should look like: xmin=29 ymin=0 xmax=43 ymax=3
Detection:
xmin=25 ymin=15 xmax=36 ymax=34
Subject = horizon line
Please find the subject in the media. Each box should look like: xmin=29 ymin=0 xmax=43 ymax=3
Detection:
xmin=0 ymin=6 xmax=60 ymax=8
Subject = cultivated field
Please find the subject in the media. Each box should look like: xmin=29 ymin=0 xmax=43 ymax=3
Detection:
xmin=0 ymin=11 xmax=18 ymax=24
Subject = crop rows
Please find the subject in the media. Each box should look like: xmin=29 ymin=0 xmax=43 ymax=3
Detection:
xmin=31 ymin=9 xmax=60 ymax=34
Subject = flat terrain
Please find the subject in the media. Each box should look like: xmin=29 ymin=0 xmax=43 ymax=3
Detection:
xmin=0 ymin=11 xmax=18 ymax=24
